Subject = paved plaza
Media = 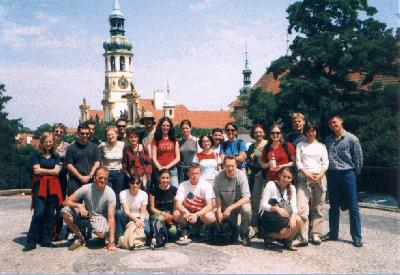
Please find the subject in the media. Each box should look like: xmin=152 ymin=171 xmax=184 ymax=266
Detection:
xmin=0 ymin=196 xmax=399 ymax=274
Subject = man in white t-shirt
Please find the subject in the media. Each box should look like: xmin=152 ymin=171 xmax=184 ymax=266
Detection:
xmin=174 ymin=163 xmax=216 ymax=240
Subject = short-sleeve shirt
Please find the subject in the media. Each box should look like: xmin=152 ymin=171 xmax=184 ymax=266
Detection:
xmin=31 ymin=151 xmax=61 ymax=169
xmin=193 ymin=151 xmax=221 ymax=181
xmin=220 ymin=139 xmax=247 ymax=169
xmin=119 ymin=189 xmax=148 ymax=216
xmin=213 ymin=169 xmax=251 ymax=211
xmin=261 ymin=143 xmax=295 ymax=181
xmin=55 ymin=141 xmax=70 ymax=164
xmin=285 ymin=133 xmax=307 ymax=147
xmin=73 ymin=183 xmax=116 ymax=218
xmin=179 ymin=137 xmax=200 ymax=166
xmin=65 ymin=140 xmax=101 ymax=176
xmin=150 ymin=185 xmax=178 ymax=213
xmin=99 ymin=141 xmax=125 ymax=170
xmin=152 ymin=138 xmax=176 ymax=167
xmin=176 ymin=180 xmax=215 ymax=213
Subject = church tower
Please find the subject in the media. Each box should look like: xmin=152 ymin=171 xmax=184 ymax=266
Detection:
xmin=102 ymin=0 xmax=134 ymax=122
xmin=239 ymin=46 xmax=252 ymax=95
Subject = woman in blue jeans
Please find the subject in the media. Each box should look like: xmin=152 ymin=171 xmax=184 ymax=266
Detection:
xmin=24 ymin=132 xmax=63 ymax=251
xmin=116 ymin=174 xmax=150 ymax=241
xmin=99 ymin=125 xmax=125 ymax=209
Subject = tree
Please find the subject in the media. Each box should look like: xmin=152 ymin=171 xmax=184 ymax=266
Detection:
xmin=0 ymin=83 xmax=23 ymax=189
xmin=266 ymin=0 xmax=396 ymax=136
xmin=34 ymin=123 xmax=52 ymax=138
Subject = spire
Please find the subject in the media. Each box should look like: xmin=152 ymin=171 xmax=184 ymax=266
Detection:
xmin=166 ymin=80 xmax=170 ymax=97
xmin=239 ymin=43 xmax=252 ymax=95
xmin=111 ymin=0 xmax=123 ymax=17
xmin=109 ymin=0 xmax=125 ymax=36
xmin=245 ymin=42 xmax=249 ymax=70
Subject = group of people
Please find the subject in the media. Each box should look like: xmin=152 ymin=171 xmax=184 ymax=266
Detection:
xmin=23 ymin=111 xmax=364 ymax=253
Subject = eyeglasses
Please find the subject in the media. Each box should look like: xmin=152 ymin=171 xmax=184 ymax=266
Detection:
xmin=54 ymin=130 xmax=64 ymax=134
xmin=270 ymin=132 xmax=281 ymax=135
xmin=225 ymin=128 xmax=236 ymax=132
xmin=80 ymin=132 xmax=90 ymax=136
xmin=129 ymin=182 xmax=140 ymax=185
xmin=117 ymin=125 xmax=127 ymax=128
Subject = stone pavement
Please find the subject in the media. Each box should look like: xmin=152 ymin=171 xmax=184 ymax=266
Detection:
xmin=0 ymin=196 xmax=399 ymax=274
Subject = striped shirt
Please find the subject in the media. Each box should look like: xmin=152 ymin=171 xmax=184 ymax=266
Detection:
xmin=325 ymin=131 xmax=363 ymax=174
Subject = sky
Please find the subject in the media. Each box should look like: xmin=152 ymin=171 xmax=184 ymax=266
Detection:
xmin=0 ymin=0 xmax=398 ymax=129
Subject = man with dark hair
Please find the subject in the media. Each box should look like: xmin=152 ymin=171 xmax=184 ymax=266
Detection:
xmin=86 ymin=120 xmax=101 ymax=145
xmin=61 ymin=166 xmax=117 ymax=251
xmin=65 ymin=122 xmax=101 ymax=195
xmin=323 ymin=114 xmax=363 ymax=247
xmin=213 ymin=156 xmax=252 ymax=246
xmin=116 ymin=118 xmax=127 ymax=142
xmin=140 ymin=111 xmax=156 ymax=153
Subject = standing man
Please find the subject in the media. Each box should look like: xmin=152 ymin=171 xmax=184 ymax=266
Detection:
xmin=140 ymin=111 xmax=156 ymax=153
xmin=286 ymin=113 xmax=307 ymax=147
xmin=65 ymin=122 xmax=101 ymax=195
xmin=213 ymin=156 xmax=252 ymax=246
xmin=87 ymin=120 xmax=101 ymax=145
xmin=61 ymin=166 xmax=117 ymax=251
xmin=324 ymin=114 xmax=363 ymax=247
xmin=116 ymin=118 xmax=128 ymax=142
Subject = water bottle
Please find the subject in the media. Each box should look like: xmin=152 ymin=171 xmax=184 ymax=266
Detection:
xmin=269 ymin=153 xmax=276 ymax=169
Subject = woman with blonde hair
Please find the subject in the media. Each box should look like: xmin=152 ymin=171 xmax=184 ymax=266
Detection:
xmin=23 ymin=132 xmax=63 ymax=251
xmin=99 ymin=125 xmax=125 ymax=208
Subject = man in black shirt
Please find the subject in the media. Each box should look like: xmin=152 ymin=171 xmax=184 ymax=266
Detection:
xmin=65 ymin=122 xmax=101 ymax=195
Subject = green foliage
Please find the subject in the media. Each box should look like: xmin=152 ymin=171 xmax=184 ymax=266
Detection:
xmin=241 ymin=87 xmax=277 ymax=127
xmin=34 ymin=123 xmax=52 ymax=138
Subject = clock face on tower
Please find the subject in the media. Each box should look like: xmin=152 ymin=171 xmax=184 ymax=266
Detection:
xmin=118 ymin=77 xmax=129 ymax=89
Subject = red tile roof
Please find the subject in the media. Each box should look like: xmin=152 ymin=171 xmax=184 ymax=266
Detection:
xmin=85 ymin=99 xmax=234 ymax=129
xmin=88 ymin=110 xmax=104 ymax=121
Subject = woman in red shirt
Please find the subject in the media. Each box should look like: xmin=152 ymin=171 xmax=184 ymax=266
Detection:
xmin=261 ymin=123 xmax=295 ymax=181
xmin=152 ymin=116 xmax=180 ymax=188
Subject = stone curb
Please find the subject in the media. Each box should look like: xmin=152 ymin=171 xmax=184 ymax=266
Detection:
xmin=1 ymin=189 xmax=398 ymax=212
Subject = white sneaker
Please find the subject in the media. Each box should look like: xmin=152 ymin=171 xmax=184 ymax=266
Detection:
xmin=248 ymin=226 xmax=258 ymax=239
xmin=292 ymin=239 xmax=308 ymax=247
xmin=312 ymin=235 xmax=322 ymax=245
xmin=67 ymin=233 xmax=75 ymax=241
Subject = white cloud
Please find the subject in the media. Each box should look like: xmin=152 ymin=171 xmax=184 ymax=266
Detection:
xmin=34 ymin=11 xmax=61 ymax=24
xmin=189 ymin=0 xmax=222 ymax=11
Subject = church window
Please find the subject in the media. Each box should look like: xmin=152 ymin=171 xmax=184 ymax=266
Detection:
xmin=129 ymin=57 xmax=131 ymax=67
xmin=120 ymin=56 xmax=125 ymax=71
xmin=169 ymin=110 xmax=173 ymax=116
xmin=111 ymin=56 xmax=116 ymax=71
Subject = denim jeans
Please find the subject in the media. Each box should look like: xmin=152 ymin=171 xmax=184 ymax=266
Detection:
xmin=115 ymin=210 xmax=150 ymax=240
xmin=327 ymin=169 xmax=362 ymax=241
xmin=27 ymin=183 xmax=58 ymax=246
xmin=108 ymin=170 xmax=125 ymax=209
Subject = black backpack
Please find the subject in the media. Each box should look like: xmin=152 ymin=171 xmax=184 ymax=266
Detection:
xmin=207 ymin=219 xmax=237 ymax=245
xmin=149 ymin=219 xmax=168 ymax=249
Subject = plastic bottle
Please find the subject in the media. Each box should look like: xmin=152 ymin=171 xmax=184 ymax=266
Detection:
xmin=269 ymin=153 xmax=276 ymax=168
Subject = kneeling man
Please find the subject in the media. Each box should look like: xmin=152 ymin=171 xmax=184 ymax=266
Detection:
xmin=61 ymin=166 xmax=117 ymax=251
xmin=214 ymin=156 xmax=252 ymax=246
xmin=174 ymin=163 xmax=216 ymax=241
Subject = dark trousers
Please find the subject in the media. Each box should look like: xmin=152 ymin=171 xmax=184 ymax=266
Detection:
xmin=108 ymin=170 xmax=125 ymax=209
xmin=55 ymin=168 xmax=68 ymax=235
xmin=27 ymin=183 xmax=58 ymax=246
xmin=327 ymin=169 xmax=362 ymax=241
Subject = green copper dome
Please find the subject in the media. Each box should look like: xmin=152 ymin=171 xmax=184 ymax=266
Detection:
xmin=103 ymin=35 xmax=132 ymax=52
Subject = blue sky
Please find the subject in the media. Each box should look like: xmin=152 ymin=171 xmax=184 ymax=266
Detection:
xmin=0 ymin=0 xmax=398 ymax=129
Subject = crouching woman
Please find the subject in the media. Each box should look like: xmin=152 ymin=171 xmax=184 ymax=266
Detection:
xmin=24 ymin=132 xmax=63 ymax=251
xmin=258 ymin=167 xmax=302 ymax=251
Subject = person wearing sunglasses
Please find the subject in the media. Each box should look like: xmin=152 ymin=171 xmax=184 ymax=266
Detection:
xmin=61 ymin=166 xmax=117 ymax=251
xmin=260 ymin=123 xmax=295 ymax=181
xmin=65 ymin=122 xmax=101 ymax=195
xmin=116 ymin=174 xmax=150 ymax=242
xmin=116 ymin=118 xmax=128 ymax=142
xmin=220 ymin=122 xmax=247 ymax=172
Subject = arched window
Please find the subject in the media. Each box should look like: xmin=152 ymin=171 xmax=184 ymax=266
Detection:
xmin=120 ymin=56 xmax=125 ymax=71
xmin=111 ymin=56 xmax=116 ymax=71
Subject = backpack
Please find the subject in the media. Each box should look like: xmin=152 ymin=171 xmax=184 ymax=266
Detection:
xmin=118 ymin=221 xmax=146 ymax=250
xmin=207 ymin=219 xmax=237 ymax=245
xmin=149 ymin=219 xmax=168 ymax=249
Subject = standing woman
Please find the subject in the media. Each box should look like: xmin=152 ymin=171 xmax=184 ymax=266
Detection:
xmin=211 ymin=128 xmax=224 ymax=156
xmin=260 ymin=123 xmax=295 ymax=182
xmin=149 ymin=169 xmax=179 ymax=240
xmin=246 ymin=124 xmax=268 ymax=230
xmin=178 ymin=120 xmax=200 ymax=183
xmin=220 ymin=122 xmax=247 ymax=172
xmin=258 ymin=167 xmax=302 ymax=251
xmin=24 ymin=132 xmax=63 ymax=251
xmin=152 ymin=116 xmax=180 ymax=188
xmin=99 ymin=125 xmax=125 ymax=209
xmin=122 ymin=127 xmax=152 ymax=191
xmin=294 ymin=122 xmax=329 ymax=246
xmin=192 ymin=134 xmax=221 ymax=184
xmin=52 ymin=123 xmax=70 ymax=240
